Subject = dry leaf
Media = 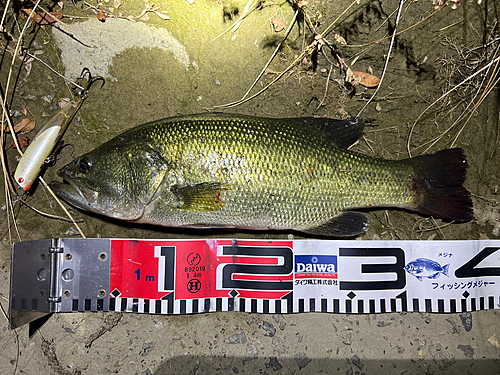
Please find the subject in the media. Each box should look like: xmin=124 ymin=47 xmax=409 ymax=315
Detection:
xmin=345 ymin=67 xmax=356 ymax=84
xmin=58 ymin=98 xmax=72 ymax=109
xmin=33 ymin=12 xmax=63 ymax=25
xmin=5 ymin=136 xmax=29 ymax=150
xmin=352 ymin=70 xmax=381 ymax=88
xmin=98 ymin=10 xmax=106 ymax=22
xmin=334 ymin=34 xmax=347 ymax=45
xmin=57 ymin=1 xmax=64 ymax=9
xmin=271 ymin=17 xmax=284 ymax=32
xmin=10 ymin=118 xmax=36 ymax=133
xmin=154 ymin=10 xmax=170 ymax=20
xmin=114 ymin=0 xmax=122 ymax=9
xmin=20 ymin=9 xmax=36 ymax=19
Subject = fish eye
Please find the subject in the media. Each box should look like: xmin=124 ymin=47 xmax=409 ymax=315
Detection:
xmin=78 ymin=156 xmax=92 ymax=173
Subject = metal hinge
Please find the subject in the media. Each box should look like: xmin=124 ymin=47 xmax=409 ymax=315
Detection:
xmin=48 ymin=238 xmax=64 ymax=305
xmin=9 ymin=238 xmax=111 ymax=329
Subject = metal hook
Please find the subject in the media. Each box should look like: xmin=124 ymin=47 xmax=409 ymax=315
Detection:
xmin=45 ymin=141 xmax=76 ymax=166
xmin=78 ymin=68 xmax=105 ymax=100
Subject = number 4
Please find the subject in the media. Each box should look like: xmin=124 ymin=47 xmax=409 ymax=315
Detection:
xmin=455 ymin=247 xmax=500 ymax=278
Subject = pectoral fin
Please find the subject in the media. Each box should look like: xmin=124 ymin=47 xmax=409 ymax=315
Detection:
xmin=302 ymin=211 xmax=370 ymax=237
xmin=172 ymin=182 xmax=231 ymax=212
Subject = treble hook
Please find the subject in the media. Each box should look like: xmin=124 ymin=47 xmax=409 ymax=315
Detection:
xmin=78 ymin=67 xmax=105 ymax=100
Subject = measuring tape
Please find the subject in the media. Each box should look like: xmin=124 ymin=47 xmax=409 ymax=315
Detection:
xmin=9 ymin=238 xmax=500 ymax=329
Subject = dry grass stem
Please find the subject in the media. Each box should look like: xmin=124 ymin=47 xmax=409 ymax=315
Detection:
xmin=39 ymin=177 xmax=86 ymax=238
xmin=407 ymin=54 xmax=500 ymax=157
xmin=357 ymin=0 xmax=406 ymax=118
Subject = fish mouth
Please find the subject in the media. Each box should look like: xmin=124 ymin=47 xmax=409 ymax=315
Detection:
xmin=49 ymin=175 xmax=92 ymax=211
xmin=50 ymin=173 xmax=146 ymax=221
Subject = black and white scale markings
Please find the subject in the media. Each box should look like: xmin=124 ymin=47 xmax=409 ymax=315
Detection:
xmin=66 ymin=294 xmax=500 ymax=315
xmin=9 ymin=238 xmax=500 ymax=330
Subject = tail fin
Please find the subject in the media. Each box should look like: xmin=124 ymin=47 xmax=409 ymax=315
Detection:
xmin=442 ymin=264 xmax=450 ymax=277
xmin=408 ymin=148 xmax=473 ymax=221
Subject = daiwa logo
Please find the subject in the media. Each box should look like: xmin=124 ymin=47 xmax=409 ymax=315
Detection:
xmin=295 ymin=255 xmax=338 ymax=279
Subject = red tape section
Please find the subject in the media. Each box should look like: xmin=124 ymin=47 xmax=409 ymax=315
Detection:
xmin=110 ymin=239 xmax=295 ymax=302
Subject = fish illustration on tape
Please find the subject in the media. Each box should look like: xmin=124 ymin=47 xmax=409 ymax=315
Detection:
xmin=404 ymin=258 xmax=450 ymax=282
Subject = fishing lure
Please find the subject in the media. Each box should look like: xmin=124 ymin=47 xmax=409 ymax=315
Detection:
xmin=14 ymin=68 xmax=104 ymax=191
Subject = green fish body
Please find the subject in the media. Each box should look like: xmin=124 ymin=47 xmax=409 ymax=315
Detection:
xmin=50 ymin=113 xmax=472 ymax=237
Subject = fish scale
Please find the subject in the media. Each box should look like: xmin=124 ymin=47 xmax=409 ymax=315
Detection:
xmin=51 ymin=113 xmax=472 ymax=237
xmin=141 ymin=116 xmax=404 ymax=228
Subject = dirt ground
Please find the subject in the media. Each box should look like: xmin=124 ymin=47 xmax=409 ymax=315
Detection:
xmin=1 ymin=0 xmax=500 ymax=374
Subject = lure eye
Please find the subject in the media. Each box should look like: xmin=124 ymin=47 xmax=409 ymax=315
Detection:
xmin=78 ymin=156 xmax=92 ymax=173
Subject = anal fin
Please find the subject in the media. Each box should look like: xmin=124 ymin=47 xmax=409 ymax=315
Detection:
xmin=301 ymin=211 xmax=370 ymax=237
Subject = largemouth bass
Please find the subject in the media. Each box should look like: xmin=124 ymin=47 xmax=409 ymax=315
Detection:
xmin=50 ymin=113 xmax=473 ymax=237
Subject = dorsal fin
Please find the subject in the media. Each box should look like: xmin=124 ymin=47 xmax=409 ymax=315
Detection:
xmin=291 ymin=117 xmax=364 ymax=148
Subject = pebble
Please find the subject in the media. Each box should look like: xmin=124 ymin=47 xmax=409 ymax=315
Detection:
xmin=457 ymin=344 xmax=474 ymax=358
xmin=261 ymin=321 xmax=276 ymax=337
xmin=10 ymin=110 xmax=23 ymax=118
xmin=267 ymin=357 xmax=283 ymax=371
xmin=418 ymin=349 xmax=426 ymax=360
xmin=243 ymin=343 xmax=258 ymax=362
xmin=342 ymin=332 xmax=352 ymax=345
xmin=459 ymin=312 xmax=472 ymax=331
xmin=140 ymin=341 xmax=155 ymax=356
xmin=41 ymin=94 xmax=54 ymax=103
xmin=228 ymin=332 xmax=247 ymax=344
xmin=64 ymin=227 xmax=80 ymax=236
xmin=351 ymin=354 xmax=363 ymax=370
xmin=294 ymin=352 xmax=311 ymax=369
xmin=488 ymin=333 xmax=500 ymax=349
xmin=428 ymin=343 xmax=456 ymax=370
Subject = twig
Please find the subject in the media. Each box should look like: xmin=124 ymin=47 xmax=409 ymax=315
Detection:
xmin=0 ymin=0 xmax=11 ymax=32
xmin=316 ymin=64 xmax=333 ymax=110
xmin=0 ymin=2 xmax=41 ymax=244
xmin=357 ymin=0 xmax=407 ymax=118
xmin=37 ymin=4 xmax=77 ymax=36
xmin=430 ymin=217 xmax=446 ymax=240
xmin=3 ymin=4 xmax=42 ymax=156
xmin=208 ymin=0 xmax=359 ymax=110
xmin=407 ymin=54 xmax=500 ymax=156
xmin=0 ymin=1 xmax=87 ymax=239
xmin=18 ymin=198 xmax=84 ymax=222
xmin=347 ymin=2 xmax=449 ymax=49
xmin=39 ymin=177 xmax=86 ymax=238
xmin=25 ymin=52 xmax=84 ymax=90
xmin=450 ymin=53 xmax=500 ymax=148
xmin=206 ymin=52 xmax=305 ymax=110
xmin=210 ymin=0 xmax=258 ymax=42
xmin=209 ymin=9 xmax=299 ymax=109
xmin=240 ymin=9 xmax=298 ymax=102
